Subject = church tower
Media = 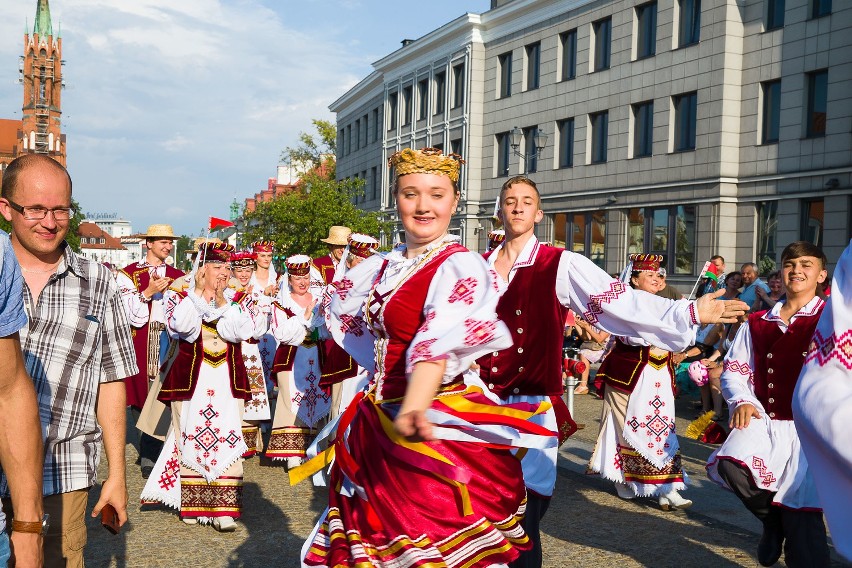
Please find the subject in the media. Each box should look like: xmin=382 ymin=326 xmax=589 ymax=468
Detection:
xmin=19 ymin=0 xmax=66 ymax=166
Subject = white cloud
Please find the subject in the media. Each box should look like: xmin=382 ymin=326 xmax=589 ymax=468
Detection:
xmin=0 ymin=0 xmax=491 ymax=236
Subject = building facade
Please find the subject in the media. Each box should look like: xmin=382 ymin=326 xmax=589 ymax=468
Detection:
xmin=332 ymin=0 xmax=851 ymax=280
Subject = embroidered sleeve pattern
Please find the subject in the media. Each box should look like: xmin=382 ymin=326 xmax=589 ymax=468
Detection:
xmin=406 ymin=251 xmax=510 ymax=380
xmin=720 ymin=321 xmax=762 ymax=411
xmin=556 ymin=251 xmax=696 ymax=351
xmin=327 ymin=255 xmax=382 ymax=373
xmin=116 ymin=269 xmax=150 ymax=328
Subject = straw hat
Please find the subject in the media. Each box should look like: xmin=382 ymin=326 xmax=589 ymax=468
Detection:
xmin=143 ymin=224 xmax=178 ymax=239
xmin=320 ymin=226 xmax=352 ymax=246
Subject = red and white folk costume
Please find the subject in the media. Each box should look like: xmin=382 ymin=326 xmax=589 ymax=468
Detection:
xmin=589 ymin=254 xmax=699 ymax=498
xmin=707 ymin=296 xmax=826 ymax=509
xmin=230 ymin=251 xmax=272 ymax=457
xmin=478 ymin=241 xmax=698 ymax=499
xmin=266 ymin=255 xmax=330 ymax=464
xmin=248 ymin=240 xmax=280 ymax=388
xmin=326 ymin=233 xmax=378 ymax=419
xmin=794 ymin=240 xmax=852 ymax=560
xmin=297 ymin=235 xmax=556 ymax=568
xmin=117 ymin=260 xmax=185 ymax=409
xmin=141 ymin=243 xmax=255 ymax=524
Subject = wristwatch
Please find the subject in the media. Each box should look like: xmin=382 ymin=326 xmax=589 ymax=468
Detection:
xmin=11 ymin=514 xmax=49 ymax=535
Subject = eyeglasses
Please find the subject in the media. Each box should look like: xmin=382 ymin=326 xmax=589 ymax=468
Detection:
xmin=6 ymin=199 xmax=74 ymax=221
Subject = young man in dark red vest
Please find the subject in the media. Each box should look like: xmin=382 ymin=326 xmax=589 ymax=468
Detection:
xmin=707 ymin=241 xmax=829 ymax=567
xmin=117 ymin=224 xmax=184 ymax=478
xmin=479 ymin=176 xmax=748 ymax=568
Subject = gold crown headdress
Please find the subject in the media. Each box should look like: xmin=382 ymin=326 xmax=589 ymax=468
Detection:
xmin=388 ymin=147 xmax=465 ymax=183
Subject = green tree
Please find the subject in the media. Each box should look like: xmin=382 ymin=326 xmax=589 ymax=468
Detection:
xmin=281 ymin=119 xmax=337 ymax=179
xmin=241 ymin=173 xmax=393 ymax=259
xmin=0 ymin=198 xmax=84 ymax=252
xmin=173 ymin=235 xmax=194 ymax=272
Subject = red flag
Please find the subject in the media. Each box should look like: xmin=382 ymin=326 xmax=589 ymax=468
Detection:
xmin=209 ymin=217 xmax=234 ymax=231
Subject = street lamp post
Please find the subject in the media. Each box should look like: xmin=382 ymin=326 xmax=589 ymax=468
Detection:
xmin=509 ymin=126 xmax=548 ymax=175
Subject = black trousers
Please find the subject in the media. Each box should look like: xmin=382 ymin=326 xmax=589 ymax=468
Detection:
xmin=509 ymin=492 xmax=551 ymax=568
xmin=716 ymin=459 xmax=829 ymax=567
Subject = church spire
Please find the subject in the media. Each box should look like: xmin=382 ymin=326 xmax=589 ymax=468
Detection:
xmin=33 ymin=0 xmax=53 ymax=38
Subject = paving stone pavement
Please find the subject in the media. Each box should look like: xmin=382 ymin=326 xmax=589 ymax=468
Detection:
xmin=83 ymin=393 xmax=849 ymax=567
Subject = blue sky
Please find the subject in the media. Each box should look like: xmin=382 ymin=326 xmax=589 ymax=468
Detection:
xmin=0 ymin=0 xmax=490 ymax=236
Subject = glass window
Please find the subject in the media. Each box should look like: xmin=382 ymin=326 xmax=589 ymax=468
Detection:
xmin=674 ymin=91 xmax=697 ymax=151
xmin=573 ymin=212 xmax=607 ymax=268
xmin=591 ymin=111 xmax=608 ymax=163
xmin=801 ymin=199 xmax=824 ymax=245
xmin=633 ymin=101 xmax=654 ymax=157
xmin=811 ymin=0 xmax=831 ymax=18
xmin=553 ymin=213 xmax=568 ymax=248
xmin=354 ymin=119 xmax=360 ymax=151
xmin=762 ymin=80 xmax=781 ymax=144
xmin=498 ymin=52 xmax=512 ymax=98
xmin=362 ymin=114 xmax=369 ymax=146
xmin=636 ymin=2 xmax=658 ymax=59
xmin=417 ymin=79 xmax=428 ymax=120
xmin=387 ymin=92 xmax=398 ymax=130
xmin=402 ymin=86 xmax=412 ymax=126
xmin=558 ymin=118 xmax=574 ymax=168
xmin=346 ymin=124 xmax=352 ymax=155
xmin=526 ymin=42 xmax=541 ymax=90
xmin=806 ymin=70 xmax=828 ymax=138
xmin=451 ymin=138 xmax=462 ymax=156
xmin=627 ymin=208 xmax=645 ymax=256
xmin=337 ymin=128 xmax=344 ymax=158
xmin=767 ymin=0 xmax=785 ymax=29
xmin=673 ymin=205 xmax=696 ymax=275
xmin=372 ymin=108 xmax=379 ymax=142
xmin=631 ymin=206 xmax=697 ymax=274
xmin=560 ymin=30 xmax=577 ymax=81
xmin=679 ymin=0 xmax=701 ymax=47
xmin=523 ymin=126 xmax=539 ymax=173
xmin=496 ymin=132 xmax=510 ymax=177
xmin=452 ymin=64 xmax=465 ymax=109
xmin=650 ymin=208 xmax=669 ymax=255
xmin=370 ymin=166 xmax=378 ymax=200
xmin=434 ymin=71 xmax=446 ymax=115
xmin=593 ymin=18 xmax=612 ymax=71
xmin=757 ymin=201 xmax=778 ymax=268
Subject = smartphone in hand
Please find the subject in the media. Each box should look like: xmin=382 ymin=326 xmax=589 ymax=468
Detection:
xmin=101 ymin=504 xmax=120 ymax=535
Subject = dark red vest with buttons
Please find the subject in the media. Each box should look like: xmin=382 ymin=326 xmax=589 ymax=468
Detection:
xmin=749 ymin=305 xmax=822 ymax=420
xmin=596 ymin=340 xmax=674 ymax=394
xmin=477 ymin=244 xmax=567 ymax=398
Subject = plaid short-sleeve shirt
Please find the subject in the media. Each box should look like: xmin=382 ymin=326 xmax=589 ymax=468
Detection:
xmin=0 ymin=244 xmax=138 ymax=496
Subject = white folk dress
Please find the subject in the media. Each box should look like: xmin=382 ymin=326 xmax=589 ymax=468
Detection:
xmin=793 ymin=239 xmax=852 ymax=559
xmin=265 ymin=289 xmax=330 ymax=461
xmin=141 ymin=288 xmax=255 ymax=522
xmin=707 ymin=297 xmax=825 ymax=510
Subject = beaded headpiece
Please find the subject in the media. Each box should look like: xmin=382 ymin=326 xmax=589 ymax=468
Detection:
xmin=230 ymin=251 xmax=256 ymax=268
xmin=251 ymin=240 xmax=274 ymax=253
xmin=388 ymin=147 xmax=465 ymax=183
xmin=199 ymin=242 xmax=235 ymax=264
xmin=285 ymin=254 xmax=312 ymax=276
xmin=629 ymin=253 xmax=665 ymax=272
xmin=347 ymin=233 xmax=379 ymax=259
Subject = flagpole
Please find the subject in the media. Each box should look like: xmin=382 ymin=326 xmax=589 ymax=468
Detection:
xmin=687 ymin=260 xmax=712 ymax=300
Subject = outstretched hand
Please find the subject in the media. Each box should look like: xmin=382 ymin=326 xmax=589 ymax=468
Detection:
xmin=695 ymin=289 xmax=749 ymax=324
xmin=394 ymin=409 xmax=434 ymax=442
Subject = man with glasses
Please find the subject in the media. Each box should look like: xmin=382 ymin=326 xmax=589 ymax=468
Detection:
xmin=0 ymin=154 xmax=138 ymax=566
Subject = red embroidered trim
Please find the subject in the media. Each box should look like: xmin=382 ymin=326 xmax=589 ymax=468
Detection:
xmin=806 ymin=329 xmax=852 ymax=369
xmin=582 ymin=280 xmax=627 ymax=326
